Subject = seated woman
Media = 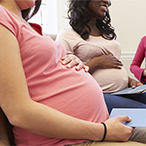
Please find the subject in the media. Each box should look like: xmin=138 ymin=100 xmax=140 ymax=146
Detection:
xmin=130 ymin=36 xmax=146 ymax=84
xmin=56 ymin=0 xmax=146 ymax=113
xmin=0 ymin=0 xmax=146 ymax=145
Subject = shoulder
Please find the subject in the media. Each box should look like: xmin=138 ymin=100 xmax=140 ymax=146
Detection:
xmin=0 ymin=5 xmax=19 ymax=36
xmin=57 ymin=25 xmax=81 ymax=41
xmin=0 ymin=5 xmax=15 ymax=22
xmin=140 ymin=36 xmax=146 ymax=42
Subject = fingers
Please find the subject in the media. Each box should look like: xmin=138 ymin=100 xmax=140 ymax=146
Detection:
xmin=112 ymin=59 xmax=123 ymax=69
xmin=109 ymin=56 xmax=123 ymax=69
xmin=98 ymin=55 xmax=123 ymax=69
xmin=61 ymin=55 xmax=88 ymax=72
xmin=112 ymin=62 xmax=123 ymax=69
xmin=105 ymin=116 xmax=134 ymax=142
xmin=128 ymin=77 xmax=143 ymax=88
xmin=66 ymin=58 xmax=80 ymax=68
xmin=137 ymin=82 xmax=143 ymax=86
xmin=111 ymin=57 xmax=123 ymax=65
xmin=119 ymin=115 xmax=132 ymax=123
xmin=61 ymin=54 xmax=76 ymax=65
xmin=75 ymin=61 xmax=87 ymax=71
xmin=76 ymin=65 xmax=89 ymax=72
xmin=83 ymin=65 xmax=89 ymax=72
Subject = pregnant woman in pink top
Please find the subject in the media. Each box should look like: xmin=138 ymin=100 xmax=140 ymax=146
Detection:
xmin=0 ymin=0 xmax=146 ymax=145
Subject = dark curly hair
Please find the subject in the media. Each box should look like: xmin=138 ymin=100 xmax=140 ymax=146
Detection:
xmin=67 ymin=0 xmax=116 ymax=40
xmin=22 ymin=0 xmax=42 ymax=21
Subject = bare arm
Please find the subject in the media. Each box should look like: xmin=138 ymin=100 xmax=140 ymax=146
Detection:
xmin=0 ymin=24 xmax=103 ymax=141
xmin=0 ymin=24 xmax=133 ymax=142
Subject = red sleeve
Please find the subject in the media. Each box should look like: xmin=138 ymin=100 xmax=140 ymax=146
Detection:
xmin=130 ymin=36 xmax=146 ymax=83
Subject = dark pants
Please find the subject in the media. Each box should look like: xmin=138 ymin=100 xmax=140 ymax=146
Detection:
xmin=103 ymin=92 xmax=146 ymax=114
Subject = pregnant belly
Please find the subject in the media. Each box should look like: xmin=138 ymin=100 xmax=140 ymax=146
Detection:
xmin=92 ymin=67 xmax=128 ymax=93
xmin=35 ymin=67 xmax=108 ymax=123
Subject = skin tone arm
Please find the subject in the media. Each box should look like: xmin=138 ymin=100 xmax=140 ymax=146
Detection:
xmin=0 ymin=24 xmax=133 ymax=142
xmin=85 ymin=54 xmax=123 ymax=74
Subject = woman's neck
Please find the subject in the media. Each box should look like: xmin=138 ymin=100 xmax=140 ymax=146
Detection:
xmin=88 ymin=18 xmax=101 ymax=36
xmin=0 ymin=0 xmax=22 ymax=19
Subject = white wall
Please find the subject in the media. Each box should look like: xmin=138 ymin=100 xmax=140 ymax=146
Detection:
xmin=108 ymin=0 xmax=146 ymax=78
xmin=57 ymin=0 xmax=68 ymax=32
xmin=109 ymin=0 xmax=146 ymax=53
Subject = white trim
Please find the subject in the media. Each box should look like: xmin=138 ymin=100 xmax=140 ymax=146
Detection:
xmin=121 ymin=52 xmax=135 ymax=60
xmin=121 ymin=52 xmax=146 ymax=68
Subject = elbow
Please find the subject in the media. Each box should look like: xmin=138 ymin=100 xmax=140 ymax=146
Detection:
xmin=7 ymin=112 xmax=23 ymax=127
xmin=8 ymin=116 xmax=19 ymax=127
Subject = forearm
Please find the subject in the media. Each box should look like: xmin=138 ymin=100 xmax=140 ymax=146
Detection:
xmin=8 ymin=100 xmax=104 ymax=141
xmin=86 ymin=58 xmax=99 ymax=74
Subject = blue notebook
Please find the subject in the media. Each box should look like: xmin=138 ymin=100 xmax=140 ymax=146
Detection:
xmin=112 ymin=85 xmax=146 ymax=95
xmin=109 ymin=108 xmax=146 ymax=127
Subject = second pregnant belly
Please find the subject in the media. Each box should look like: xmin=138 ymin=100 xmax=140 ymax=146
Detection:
xmin=92 ymin=66 xmax=128 ymax=93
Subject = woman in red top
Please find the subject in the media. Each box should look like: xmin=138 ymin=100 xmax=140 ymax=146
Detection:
xmin=130 ymin=36 xmax=146 ymax=84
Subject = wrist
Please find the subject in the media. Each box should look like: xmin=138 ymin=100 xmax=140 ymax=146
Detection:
xmin=100 ymin=122 xmax=107 ymax=142
xmin=86 ymin=123 xmax=105 ymax=141
xmin=86 ymin=58 xmax=99 ymax=74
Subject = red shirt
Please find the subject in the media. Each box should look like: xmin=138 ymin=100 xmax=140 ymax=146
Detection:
xmin=130 ymin=36 xmax=146 ymax=83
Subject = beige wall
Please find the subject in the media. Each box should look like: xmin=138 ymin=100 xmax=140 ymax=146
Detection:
xmin=109 ymin=0 xmax=146 ymax=53
xmin=108 ymin=0 xmax=146 ymax=78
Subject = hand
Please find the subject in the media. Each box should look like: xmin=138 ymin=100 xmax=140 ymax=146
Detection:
xmin=94 ymin=54 xmax=123 ymax=69
xmin=128 ymin=76 xmax=143 ymax=88
xmin=61 ymin=54 xmax=89 ymax=72
xmin=104 ymin=115 xmax=134 ymax=142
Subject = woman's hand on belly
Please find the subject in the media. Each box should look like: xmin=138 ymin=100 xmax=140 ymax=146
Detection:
xmin=61 ymin=54 xmax=89 ymax=72
xmin=95 ymin=54 xmax=123 ymax=69
xmin=86 ymin=54 xmax=123 ymax=74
